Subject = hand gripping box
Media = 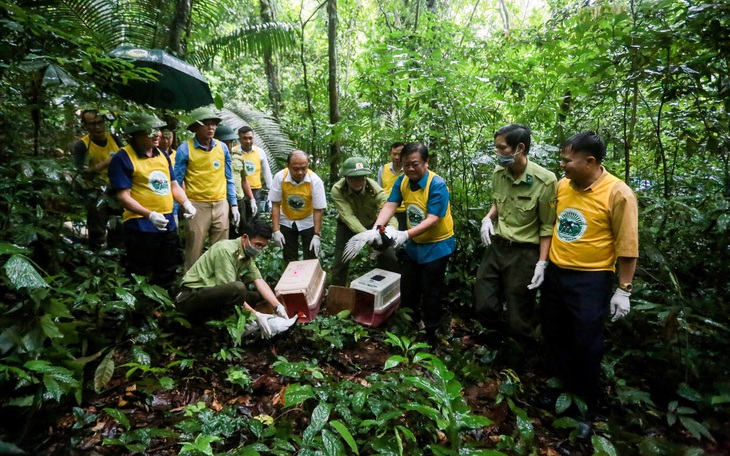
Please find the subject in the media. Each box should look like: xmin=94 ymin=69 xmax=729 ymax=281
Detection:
xmin=274 ymin=259 xmax=326 ymax=323
xmin=349 ymin=268 xmax=401 ymax=327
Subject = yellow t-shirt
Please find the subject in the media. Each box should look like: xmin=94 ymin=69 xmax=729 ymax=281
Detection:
xmin=281 ymin=169 xmax=314 ymax=220
xmin=549 ymin=170 xmax=639 ymax=271
xmin=184 ymin=139 xmax=226 ymax=202
xmin=401 ymin=171 xmax=454 ymax=243
xmin=121 ymin=146 xmax=173 ymax=222
xmin=380 ymin=163 xmax=406 ymax=213
xmin=82 ymin=133 xmax=119 ymax=177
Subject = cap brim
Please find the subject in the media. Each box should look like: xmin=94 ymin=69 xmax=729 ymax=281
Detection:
xmin=347 ymin=170 xmax=370 ymax=177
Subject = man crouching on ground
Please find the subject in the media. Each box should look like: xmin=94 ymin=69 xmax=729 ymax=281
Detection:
xmin=176 ymin=219 xmax=289 ymax=338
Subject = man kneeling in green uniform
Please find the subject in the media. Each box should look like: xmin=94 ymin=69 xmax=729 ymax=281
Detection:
xmin=176 ymin=219 xmax=288 ymax=338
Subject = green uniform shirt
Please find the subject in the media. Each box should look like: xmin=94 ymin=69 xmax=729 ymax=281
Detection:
xmin=331 ymin=177 xmax=397 ymax=234
xmin=492 ymin=160 xmax=557 ymax=244
xmin=231 ymin=151 xmax=249 ymax=200
xmin=182 ymin=239 xmax=261 ymax=289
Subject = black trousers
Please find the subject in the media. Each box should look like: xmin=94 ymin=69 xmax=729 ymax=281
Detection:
xmin=540 ymin=263 xmax=613 ymax=410
xmin=176 ymin=282 xmax=262 ymax=321
xmin=123 ymin=228 xmax=180 ymax=290
xmin=331 ymin=220 xmax=399 ymax=286
xmin=86 ymin=190 xmax=124 ymax=249
xmin=280 ymin=223 xmax=315 ymax=264
xmin=399 ymin=250 xmax=450 ymax=336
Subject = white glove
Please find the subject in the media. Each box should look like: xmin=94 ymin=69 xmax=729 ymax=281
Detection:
xmin=309 ymin=234 xmax=321 ymax=256
xmin=182 ymin=200 xmax=197 ymax=219
xmin=527 ymin=261 xmax=548 ymax=290
xmin=275 ymin=303 xmax=288 ymax=318
xmin=389 ymin=229 xmax=409 ymax=249
xmin=231 ymin=205 xmax=241 ymax=226
xmin=249 ymin=199 xmax=258 ymax=217
xmin=255 ymin=311 xmax=274 ymax=339
xmin=272 ymin=230 xmax=285 ymax=249
xmin=148 ymin=211 xmax=169 ymax=231
xmin=481 ymin=217 xmax=495 ymax=246
xmin=610 ymin=288 xmax=631 ymax=322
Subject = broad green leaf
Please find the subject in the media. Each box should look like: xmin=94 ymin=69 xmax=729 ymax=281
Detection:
xmin=384 ymin=355 xmax=407 ymax=370
xmin=115 ymin=288 xmax=136 ymax=308
xmin=94 ymin=349 xmax=115 ymax=393
xmin=284 ymin=383 xmax=315 ymax=406
xmin=159 ymin=377 xmax=174 ymax=390
xmin=555 ymin=393 xmax=572 ymax=414
xmin=677 ymin=383 xmax=702 ymax=402
xmin=43 ymin=375 xmax=65 ymax=402
xmin=459 ymin=415 xmax=493 ymax=429
xmin=303 ymin=402 xmax=331 ymax=444
xmin=103 ymin=408 xmax=130 ymax=430
xmin=321 ymin=428 xmax=345 ymax=456
xmin=0 ymin=243 xmax=27 ymax=256
xmin=552 ymin=416 xmax=579 ymax=428
xmin=403 ymin=403 xmax=442 ymax=423
xmin=330 ymin=420 xmax=358 ymax=454
xmin=0 ymin=440 xmax=26 ymax=455
xmin=39 ymin=315 xmax=63 ymax=339
xmin=592 ymin=435 xmax=618 ymax=456
xmin=678 ymin=416 xmax=715 ymax=443
xmin=3 ymin=255 xmax=48 ymax=290
xmin=131 ymin=346 xmax=151 ymax=366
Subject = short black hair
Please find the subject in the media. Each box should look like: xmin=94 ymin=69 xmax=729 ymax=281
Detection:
xmin=243 ymin=219 xmax=272 ymax=240
xmin=401 ymin=142 xmax=428 ymax=162
xmin=287 ymin=149 xmax=309 ymax=164
xmin=495 ymin=123 xmax=531 ymax=154
xmin=238 ymin=126 xmax=253 ymax=135
xmin=390 ymin=142 xmax=405 ymax=150
xmin=562 ymin=131 xmax=606 ymax=163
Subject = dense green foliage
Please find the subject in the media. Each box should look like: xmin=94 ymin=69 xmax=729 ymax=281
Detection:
xmin=1 ymin=0 xmax=728 ymax=453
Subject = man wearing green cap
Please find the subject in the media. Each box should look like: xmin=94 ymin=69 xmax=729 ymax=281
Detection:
xmin=330 ymin=157 xmax=399 ymax=286
xmin=108 ymin=113 xmax=196 ymax=289
xmin=215 ymin=124 xmax=257 ymax=237
xmin=174 ymin=107 xmax=239 ymax=271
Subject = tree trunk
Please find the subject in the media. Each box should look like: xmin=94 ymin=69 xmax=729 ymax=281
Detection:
xmin=260 ymin=0 xmax=283 ymax=118
xmin=327 ymin=0 xmax=341 ymax=183
xmin=169 ymin=0 xmax=193 ymax=57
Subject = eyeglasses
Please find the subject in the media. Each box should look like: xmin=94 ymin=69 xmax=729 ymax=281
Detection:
xmin=402 ymin=161 xmax=424 ymax=169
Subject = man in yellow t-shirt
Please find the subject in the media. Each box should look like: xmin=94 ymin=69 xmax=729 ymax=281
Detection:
xmin=233 ymin=126 xmax=274 ymax=220
xmin=269 ymin=150 xmax=327 ymax=264
xmin=540 ymin=131 xmax=638 ymax=419
xmin=72 ymin=109 xmax=124 ymax=248
xmin=372 ymin=142 xmax=454 ymax=345
xmin=108 ymin=113 xmax=196 ymax=290
xmin=377 ymin=142 xmax=406 ymax=230
xmin=173 ymin=107 xmax=239 ymax=272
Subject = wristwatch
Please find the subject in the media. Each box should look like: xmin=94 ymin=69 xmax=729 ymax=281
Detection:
xmin=619 ymin=283 xmax=633 ymax=293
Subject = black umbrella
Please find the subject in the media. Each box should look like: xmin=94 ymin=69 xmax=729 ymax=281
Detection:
xmin=107 ymin=46 xmax=213 ymax=110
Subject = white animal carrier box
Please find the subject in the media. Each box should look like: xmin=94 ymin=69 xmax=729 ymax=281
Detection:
xmin=274 ymin=259 xmax=326 ymax=323
xmin=348 ymin=268 xmax=401 ymax=327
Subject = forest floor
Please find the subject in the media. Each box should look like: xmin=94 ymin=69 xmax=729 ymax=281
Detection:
xmin=16 ymin=307 xmax=729 ymax=455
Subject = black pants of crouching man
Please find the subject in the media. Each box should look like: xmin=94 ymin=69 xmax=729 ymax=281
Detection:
xmin=398 ymin=249 xmax=450 ymax=339
xmin=123 ymin=228 xmax=180 ymax=290
xmin=176 ymin=282 xmax=262 ymax=321
xmin=540 ymin=262 xmax=613 ymax=411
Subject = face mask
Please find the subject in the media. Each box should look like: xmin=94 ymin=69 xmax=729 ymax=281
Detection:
xmin=497 ymin=153 xmax=516 ymax=168
xmin=244 ymin=237 xmax=262 ymax=258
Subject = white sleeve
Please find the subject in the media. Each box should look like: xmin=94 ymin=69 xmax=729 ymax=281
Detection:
xmin=312 ymin=174 xmax=327 ymax=210
xmin=259 ymin=149 xmax=274 ymax=190
xmin=268 ymin=171 xmax=283 ymax=202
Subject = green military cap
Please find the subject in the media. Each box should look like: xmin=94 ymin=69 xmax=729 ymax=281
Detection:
xmin=124 ymin=113 xmax=166 ymax=135
xmin=186 ymin=106 xmax=222 ymax=132
xmin=214 ymin=124 xmax=237 ymax=141
xmin=341 ymin=156 xmax=371 ymax=177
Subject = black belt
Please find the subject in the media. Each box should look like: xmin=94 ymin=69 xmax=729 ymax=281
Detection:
xmin=492 ymin=236 xmax=538 ymax=249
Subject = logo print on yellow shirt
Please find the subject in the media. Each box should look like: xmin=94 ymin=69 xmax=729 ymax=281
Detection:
xmin=213 ymin=160 xmax=221 ymax=169
xmin=406 ymin=204 xmax=425 ymax=227
xmin=245 ymin=160 xmax=256 ymax=174
xmin=287 ymin=195 xmax=306 ymax=210
xmin=148 ymin=171 xmax=171 ymax=195
xmin=557 ymin=208 xmax=587 ymax=242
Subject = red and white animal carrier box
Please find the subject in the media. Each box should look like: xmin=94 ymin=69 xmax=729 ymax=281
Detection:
xmin=349 ymin=268 xmax=401 ymax=327
xmin=274 ymin=259 xmax=326 ymax=323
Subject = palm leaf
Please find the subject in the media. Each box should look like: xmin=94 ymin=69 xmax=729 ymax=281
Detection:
xmin=188 ymin=21 xmax=297 ymax=70
xmin=219 ymin=104 xmax=294 ymax=173
xmin=40 ymin=0 xmax=125 ymax=51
